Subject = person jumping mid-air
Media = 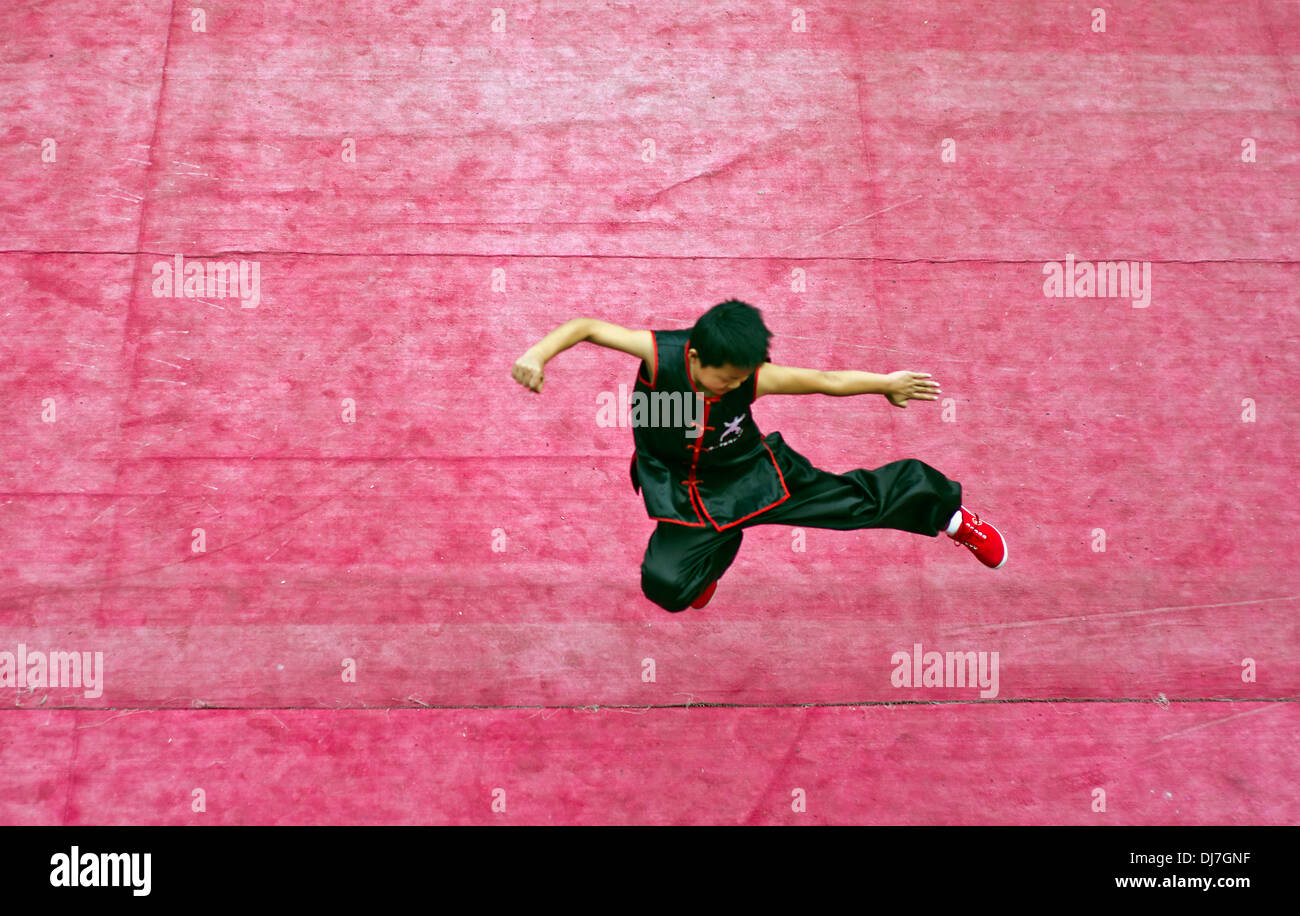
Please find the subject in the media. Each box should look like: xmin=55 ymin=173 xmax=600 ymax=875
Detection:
xmin=511 ymin=299 xmax=1006 ymax=612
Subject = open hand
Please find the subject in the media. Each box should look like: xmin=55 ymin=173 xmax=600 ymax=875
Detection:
xmin=885 ymin=371 xmax=940 ymax=408
xmin=512 ymin=350 xmax=546 ymax=393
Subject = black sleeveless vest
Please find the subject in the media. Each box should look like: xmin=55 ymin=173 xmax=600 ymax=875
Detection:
xmin=628 ymin=328 xmax=790 ymax=530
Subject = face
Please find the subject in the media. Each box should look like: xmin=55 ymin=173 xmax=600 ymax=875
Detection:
xmin=689 ymin=351 xmax=753 ymax=397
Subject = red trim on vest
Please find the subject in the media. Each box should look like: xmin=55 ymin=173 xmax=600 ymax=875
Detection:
xmin=637 ymin=332 xmax=787 ymax=532
xmin=681 ymin=348 xmax=785 ymax=531
xmin=706 ymin=437 xmax=791 ymax=529
xmin=679 ymin=387 xmax=712 ymax=525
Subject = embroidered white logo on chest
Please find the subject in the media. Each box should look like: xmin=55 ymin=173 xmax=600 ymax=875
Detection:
xmin=718 ymin=415 xmax=744 ymax=443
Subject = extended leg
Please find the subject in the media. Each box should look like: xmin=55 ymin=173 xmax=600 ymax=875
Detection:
xmin=750 ymin=434 xmax=962 ymax=536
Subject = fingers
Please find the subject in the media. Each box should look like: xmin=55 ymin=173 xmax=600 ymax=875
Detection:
xmin=913 ymin=374 xmax=941 ymax=396
xmin=897 ymin=373 xmax=941 ymax=403
xmin=887 ymin=370 xmax=944 ymax=407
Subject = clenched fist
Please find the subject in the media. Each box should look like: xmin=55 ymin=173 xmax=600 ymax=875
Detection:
xmin=512 ymin=350 xmax=546 ymax=393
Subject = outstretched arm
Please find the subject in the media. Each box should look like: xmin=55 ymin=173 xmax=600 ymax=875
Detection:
xmin=512 ymin=318 xmax=653 ymax=393
xmin=755 ymin=363 xmax=941 ymax=408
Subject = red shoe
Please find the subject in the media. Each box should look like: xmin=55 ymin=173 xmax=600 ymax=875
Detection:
xmin=950 ymin=505 xmax=1007 ymax=569
xmin=690 ymin=579 xmax=718 ymax=609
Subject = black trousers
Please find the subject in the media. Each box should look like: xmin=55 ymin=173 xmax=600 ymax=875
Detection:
xmin=640 ymin=433 xmax=962 ymax=612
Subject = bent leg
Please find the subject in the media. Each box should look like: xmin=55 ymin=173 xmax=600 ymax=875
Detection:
xmin=641 ymin=522 xmax=744 ymax=612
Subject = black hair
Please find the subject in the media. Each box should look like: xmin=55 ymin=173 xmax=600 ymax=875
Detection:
xmin=689 ymin=299 xmax=772 ymax=370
